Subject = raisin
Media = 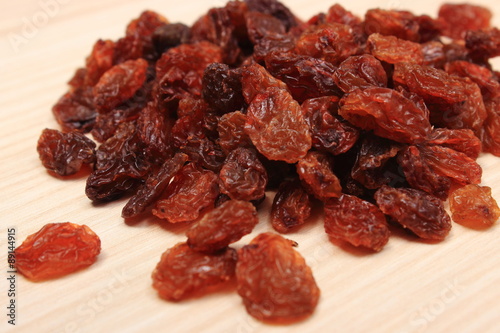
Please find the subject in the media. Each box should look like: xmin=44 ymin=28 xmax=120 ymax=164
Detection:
xmin=445 ymin=60 xmax=500 ymax=99
xmin=351 ymin=135 xmax=403 ymax=190
xmin=37 ymin=129 xmax=96 ymax=176
xmin=122 ymin=153 xmax=188 ymax=218
xmin=295 ymin=23 xmax=360 ymax=66
xmin=438 ymin=4 xmax=491 ymax=40
xmin=333 ymin=54 xmax=387 ymax=93
xmin=135 ymin=101 xmax=172 ymax=161
xmin=465 ymin=28 xmax=500 ymax=62
xmin=449 ymin=184 xmax=500 ymax=229
xmin=479 ymin=97 xmax=500 ymax=156
xmin=84 ymin=39 xmax=115 ymax=87
xmin=93 ymin=59 xmax=148 ymax=112
xmin=324 ymin=195 xmax=390 ymax=252
xmin=271 ymin=179 xmax=312 ymax=233
xmin=393 ymin=62 xmax=487 ymax=132
xmin=236 ymin=232 xmax=320 ymax=323
xmin=245 ymin=86 xmax=311 ymax=163
xmin=15 ymin=222 xmax=101 ymax=281
xmin=265 ymin=51 xmax=341 ymax=103
xmin=152 ymin=243 xmax=237 ymax=301
xmin=367 ymin=33 xmax=424 ymax=65
xmin=186 ymin=200 xmax=258 ymax=253
xmin=219 ymin=147 xmax=268 ymax=201
xmin=153 ymin=163 xmax=219 ymax=223
xmin=152 ymin=23 xmax=191 ymax=55
xmin=374 ymin=185 xmax=451 ymax=241
xmin=245 ymin=11 xmax=286 ymax=45
xmin=217 ymin=111 xmax=253 ymax=154
xmin=364 ymin=9 xmax=419 ymax=42
xmin=52 ymin=88 xmax=96 ymax=133
xmin=296 ymin=151 xmax=342 ymax=201
xmin=244 ymin=0 xmax=300 ymax=31
xmin=156 ymin=41 xmax=223 ymax=106
xmin=302 ymin=96 xmax=359 ymax=155
xmin=240 ymin=62 xmax=289 ymax=104
xmin=427 ymin=128 xmax=482 ymax=160
xmin=85 ymin=122 xmax=150 ymax=201
xmin=398 ymin=145 xmax=452 ymax=200
xmin=339 ymin=87 xmax=432 ymax=144
xmin=202 ymin=63 xmax=244 ymax=114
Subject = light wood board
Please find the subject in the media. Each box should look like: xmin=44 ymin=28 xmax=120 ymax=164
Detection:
xmin=1 ymin=1 xmax=500 ymax=332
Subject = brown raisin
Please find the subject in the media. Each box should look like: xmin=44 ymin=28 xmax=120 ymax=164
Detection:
xmin=374 ymin=185 xmax=451 ymax=241
xmin=324 ymin=194 xmax=390 ymax=252
xmin=152 ymin=243 xmax=237 ymax=301
xmin=438 ymin=4 xmax=491 ymax=40
xmin=37 ymin=129 xmax=96 ymax=176
xmin=15 ymin=222 xmax=101 ymax=281
xmin=296 ymin=151 xmax=342 ymax=201
xmin=236 ymin=232 xmax=320 ymax=323
xmin=449 ymin=184 xmax=500 ymax=229
xmin=271 ymin=179 xmax=312 ymax=233
xmin=186 ymin=200 xmax=258 ymax=253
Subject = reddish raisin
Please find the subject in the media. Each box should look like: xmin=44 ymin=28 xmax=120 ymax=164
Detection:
xmin=271 ymin=179 xmax=312 ymax=233
xmin=333 ymin=54 xmax=387 ymax=93
xmin=324 ymin=194 xmax=390 ymax=252
xmin=152 ymin=243 xmax=237 ymax=301
xmin=15 ymin=222 xmax=101 ymax=281
xmin=245 ymin=86 xmax=312 ymax=163
xmin=153 ymin=163 xmax=219 ymax=223
xmin=296 ymin=151 xmax=342 ymax=201
xmin=219 ymin=147 xmax=268 ymax=201
xmin=438 ymin=4 xmax=491 ymax=40
xmin=217 ymin=111 xmax=253 ymax=154
xmin=364 ymin=9 xmax=419 ymax=42
xmin=236 ymin=232 xmax=320 ymax=323
xmin=186 ymin=200 xmax=258 ymax=253
xmin=374 ymin=186 xmax=452 ymax=240
xmin=37 ymin=129 xmax=96 ymax=176
xmin=367 ymin=33 xmax=424 ymax=65
xmin=449 ymin=184 xmax=500 ymax=228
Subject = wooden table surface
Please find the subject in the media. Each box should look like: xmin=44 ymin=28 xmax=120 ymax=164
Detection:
xmin=1 ymin=1 xmax=500 ymax=332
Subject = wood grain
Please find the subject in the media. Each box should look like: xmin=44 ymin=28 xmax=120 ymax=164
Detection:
xmin=1 ymin=1 xmax=500 ymax=332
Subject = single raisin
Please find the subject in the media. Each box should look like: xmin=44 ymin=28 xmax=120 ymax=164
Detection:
xmin=15 ymin=222 xmax=101 ymax=281
xmin=296 ymin=151 xmax=342 ymax=201
xmin=449 ymin=184 xmax=500 ymax=229
xmin=236 ymin=232 xmax=320 ymax=323
xmin=271 ymin=179 xmax=312 ymax=233
xmin=186 ymin=200 xmax=259 ymax=253
xmin=152 ymin=243 xmax=237 ymax=301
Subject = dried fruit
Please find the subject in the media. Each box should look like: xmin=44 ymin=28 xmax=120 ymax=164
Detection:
xmin=152 ymin=243 xmax=237 ymax=301
xmin=186 ymin=200 xmax=258 ymax=253
xmin=37 ymin=128 xmax=96 ymax=176
xmin=271 ymin=179 xmax=312 ymax=233
xmin=236 ymin=233 xmax=320 ymax=323
xmin=438 ymin=4 xmax=491 ymax=40
xmin=449 ymin=184 xmax=500 ymax=228
xmin=153 ymin=163 xmax=219 ymax=223
xmin=324 ymin=195 xmax=390 ymax=252
xmin=15 ymin=222 xmax=101 ymax=281
xmin=296 ymin=151 xmax=342 ymax=201
xmin=219 ymin=147 xmax=268 ymax=201
xmin=245 ymin=87 xmax=312 ymax=163
xmin=374 ymin=186 xmax=452 ymax=240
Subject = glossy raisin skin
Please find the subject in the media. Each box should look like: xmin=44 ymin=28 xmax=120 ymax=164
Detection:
xmin=296 ymin=151 xmax=342 ymax=201
xmin=187 ymin=200 xmax=258 ymax=253
xmin=236 ymin=233 xmax=320 ymax=323
xmin=37 ymin=129 xmax=96 ymax=176
xmin=339 ymin=87 xmax=432 ymax=144
xmin=15 ymin=222 xmax=101 ymax=281
xmin=374 ymin=186 xmax=451 ymax=241
xmin=219 ymin=147 xmax=267 ymax=201
xmin=153 ymin=163 xmax=219 ymax=223
xmin=152 ymin=243 xmax=237 ymax=301
xmin=122 ymin=153 xmax=188 ymax=218
xmin=438 ymin=4 xmax=492 ymax=40
xmin=217 ymin=111 xmax=252 ymax=154
xmin=333 ymin=54 xmax=387 ymax=93
xmin=449 ymin=185 xmax=500 ymax=229
xmin=245 ymin=87 xmax=312 ymax=163
xmin=324 ymin=195 xmax=390 ymax=252
xmin=271 ymin=179 xmax=312 ymax=233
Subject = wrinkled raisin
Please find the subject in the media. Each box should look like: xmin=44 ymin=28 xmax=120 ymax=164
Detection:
xmin=271 ymin=179 xmax=312 ymax=233
xmin=15 ymin=222 xmax=101 ymax=281
xmin=236 ymin=232 xmax=320 ymax=323
xmin=449 ymin=184 xmax=500 ymax=228
xmin=296 ymin=151 xmax=342 ymax=201
xmin=152 ymin=243 xmax=237 ymax=301
xmin=187 ymin=200 xmax=258 ymax=253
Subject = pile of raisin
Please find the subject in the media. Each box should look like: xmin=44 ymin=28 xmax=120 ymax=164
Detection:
xmin=33 ymin=0 xmax=500 ymax=323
